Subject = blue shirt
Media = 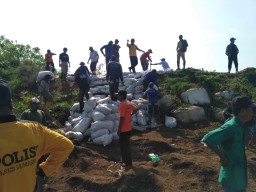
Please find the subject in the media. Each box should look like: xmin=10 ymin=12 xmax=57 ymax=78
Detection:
xmin=144 ymin=87 xmax=159 ymax=103
xmin=160 ymin=61 xmax=170 ymax=70
xmin=143 ymin=72 xmax=158 ymax=85
xmin=100 ymin=44 xmax=113 ymax=59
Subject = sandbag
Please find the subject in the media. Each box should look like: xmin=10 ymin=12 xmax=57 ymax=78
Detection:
xmin=36 ymin=71 xmax=54 ymax=83
xmin=92 ymin=111 xmax=106 ymax=121
xmin=70 ymin=103 xmax=80 ymax=112
xmin=91 ymin=129 xmax=109 ymax=140
xmin=90 ymin=120 xmax=114 ymax=133
xmin=165 ymin=116 xmax=177 ymax=128
xmin=71 ymin=116 xmax=82 ymax=126
xmin=83 ymin=100 xmax=97 ymax=113
xmin=112 ymin=132 xmax=119 ymax=140
xmin=65 ymin=131 xmax=84 ymax=141
xmin=136 ymin=110 xmax=147 ymax=126
xmin=70 ymin=111 xmax=82 ymax=118
xmin=95 ymin=104 xmax=112 ymax=115
xmin=92 ymin=134 xmax=113 ymax=146
xmin=97 ymin=97 xmax=110 ymax=104
xmin=107 ymin=104 xmax=119 ymax=113
xmin=65 ymin=121 xmax=73 ymax=131
xmin=72 ymin=117 xmax=92 ymax=133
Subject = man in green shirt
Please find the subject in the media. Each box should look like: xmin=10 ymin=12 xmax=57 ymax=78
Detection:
xmin=202 ymin=96 xmax=256 ymax=192
xmin=21 ymin=97 xmax=46 ymax=125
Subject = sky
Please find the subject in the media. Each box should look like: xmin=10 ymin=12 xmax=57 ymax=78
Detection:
xmin=1 ymin=0 xmax=256 ymax=74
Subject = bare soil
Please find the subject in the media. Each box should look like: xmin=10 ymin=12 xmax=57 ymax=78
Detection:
xmin=44 ymin=123 xmax=256 ymax=192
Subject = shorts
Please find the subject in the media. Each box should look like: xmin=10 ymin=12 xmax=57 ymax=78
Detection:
xmin=60 ymin=62 xmax=68 ymax=74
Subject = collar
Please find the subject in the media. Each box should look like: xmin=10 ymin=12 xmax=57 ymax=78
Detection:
xmin=0 ymin=114 xmax=17 ymax=123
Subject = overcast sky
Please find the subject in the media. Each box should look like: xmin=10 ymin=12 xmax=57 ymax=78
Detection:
xmin=1 ymin=0 xmax=256 ymax=73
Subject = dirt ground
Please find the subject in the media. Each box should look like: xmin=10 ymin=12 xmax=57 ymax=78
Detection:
xmin=44 ymin=123 xmax=256 ymax=192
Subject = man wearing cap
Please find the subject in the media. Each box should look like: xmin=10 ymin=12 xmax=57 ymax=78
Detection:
xmin=140 ymin=49 xmax=153 ymax=71
xmin=100 ymin=41 xmax=113 ymax=71
xmin=59 ymin=47 xmax=70 ymax=82
xmin=87 ymin=46 xmax=99 ymax=75
xmin=226 ymin=37 xmax=239 ymax=73
xmin=106 ymin=56 xmax=124 ymax=101
xmin=127 ymin=38 xmax=144 ymax=73
xmin=45 ymin=49 xmax=56 ymax=73
xmin=21 ymin=98 xmax=46 ymax=126
xmin=113 ymin=39 xmax=121 ymax=62
xmin=117 ymin=90 xmax=138 ymax=168
xmin=151 ymin=58 xmax=171 ymax=71
xmin=0 ymin=79 xmax=74 ymax=192
xmin=176 ymin=35 xmax=188 ymax=70
xmin=74 ymin=62 xmax=90 ymax=113
xmin=201 ymin=96 xmax=256 ymax=191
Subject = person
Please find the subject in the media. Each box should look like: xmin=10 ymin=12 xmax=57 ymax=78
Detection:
xmin=87 ymin=46 xmax=99 ymax=75
xmin=140 ymin=49 xmax=153 ymax=71
xmin=127 ymin=38 xmax=144 ymax=73
xmin=223 ymin=101 xmax=233 ymax=121
xmin=59 ymin=47 xmax=70 ymax=82
xmin=74 ymin=62 xmax=90 ymax=113
xmin=144 ymin=82 xmax=160 ymax=125
xmin=20 ymin=97 xmax=46 ymax=126
xmin=100 ymin=41 xmax=113 ymax=71
xmin=143 ymin=69 xmax=158 ymax=91
xmin=151 ymin=58 xmax=170 ymax=71
xmin=201 ymin=96 xmax=256 ymax=192
xmin=226 ymin=37 xmax=239 ymax=73
xmin=245 ymin=112 xmax=256 ymax=150
xmin=117 ymin=90 xmax=138 ymax=168
xmin=38 ymin=74 xmax=53 ymax=111
xmin=0 ymin=79 xmax=74 ymax=192
xmin=112 ymin=39 xmax=121 ymax=62
xmin=106 ymin=55 xmax=124 ymax=101
xmin=45 ymin=49 xmax=56 ymax=73
xmin=176 ymin=35 xmax=188 ymax=70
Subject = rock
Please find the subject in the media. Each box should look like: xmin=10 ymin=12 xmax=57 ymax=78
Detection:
xmin=215 ymin=90 xmax=234 ymax=101
xmin=181 ymin=88 xmax=210 ymax=105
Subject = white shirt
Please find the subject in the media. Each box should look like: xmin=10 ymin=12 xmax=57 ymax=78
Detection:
xmin=90 ymin=50 xmax=99 ymax=62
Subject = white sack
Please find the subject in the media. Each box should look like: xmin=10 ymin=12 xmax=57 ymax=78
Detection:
xmin=112 ymin=132 xmax=119 ymax=140
xmin=65 ymin=131 xmax=84 ymax=141
xmin=72 ymin=117 xmax=92 ymax=133
xmin=71 ymin=116 xmax=82 ymax=126
xmin=92 ymin=134 xmax=113 ymax=146
xmin=95 ymin=104 xmax=112 ymax=115
xmin=97 ymin=97 xmax=111 ymax=104
xmin=36 ymin=71 xmax=54 ymax=83
xmin=92 ymin=111 xmax=106 ymax=121
xmin=136 ymin=110 xmax=147 ymax=126
xmin=107 ymin=104 xmax=119 ymax=113
xmin=90 ymin=120 xmax=114 ymax=133
xmin=91 ymin=129 xmax=109 ymax=140
xmin=65 ymin=121 xmax=73 ymax=131
xmin=165 ymin=116 xmax=177 ymax=128
xmin=70 ymin=103 xmax=80 ymax=112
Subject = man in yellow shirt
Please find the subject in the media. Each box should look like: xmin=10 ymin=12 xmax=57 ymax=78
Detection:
xmin=127 ymin=38 xmax=144 ymax=73
xmin=0 ymin=79 xmax=74 ymax=192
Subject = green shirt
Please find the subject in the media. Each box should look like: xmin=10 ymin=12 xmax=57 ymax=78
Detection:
xmin=20 ymin=109 xmax=46 ymax=125
xmin=202 ymin=117 xmax=247 ymax=190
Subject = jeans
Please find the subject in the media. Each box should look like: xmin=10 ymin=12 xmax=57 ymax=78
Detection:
xmin=119 ymin=131 xmax=132 ymax=166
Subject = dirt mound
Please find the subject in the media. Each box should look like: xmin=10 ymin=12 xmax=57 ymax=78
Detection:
xmin=44 ymin=123 xmax=256 ymax=192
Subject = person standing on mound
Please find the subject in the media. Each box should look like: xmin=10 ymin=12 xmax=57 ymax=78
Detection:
xmin=87 ymin=46 xmax=99 ymax=75
xmin=100 ymin=41 xmax=113 ymax=71
xmin=140 ymin=49 xmax=153 ymax=71
xmin=59 ymin=47 xmax=70 ymax=82
xmin=127 ymin=38 xmax=144 ymax=73
xmin=226 ymin=37 xmax=239 ymax=73
xmin=45 ymin=49 xmax=56 ymax=73
xmin=176 ymin=35 xmax=188 ymax=70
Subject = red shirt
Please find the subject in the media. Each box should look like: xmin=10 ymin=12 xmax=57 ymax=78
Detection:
xmin=140 ymin=51 xmax=150 ymax=59
xmin=119 ymin=101 xmax=137 ymax=132
xmin=45 ymin=53 xmax=54 ymax=63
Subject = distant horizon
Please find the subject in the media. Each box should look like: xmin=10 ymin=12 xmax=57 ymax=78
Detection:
xmin=1 ymin=0 xmax=255 ymax=74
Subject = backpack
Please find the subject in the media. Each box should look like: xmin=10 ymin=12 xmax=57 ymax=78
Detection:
xmin=181 ymin=40 xmax=188 ymax=52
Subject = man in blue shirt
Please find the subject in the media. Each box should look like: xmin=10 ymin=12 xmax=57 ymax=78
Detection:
xmin=202 ymin=96 xmax=256 ymax=192
xmin=144 ymin=82 xmax=160 ymax=125
xmin=143 ymin=69 xmax=158 ymax=91
xmin=100 ymin=41 xmax=113 ymax=71
xmin=152 ymin=58 xmax=170 ymax=71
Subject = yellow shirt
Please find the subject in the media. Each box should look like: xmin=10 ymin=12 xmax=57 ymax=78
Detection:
xmin=0 ymin=121 xmax=74 ymax=192
xmin=128 ymin=44 xmax=138 ymax=56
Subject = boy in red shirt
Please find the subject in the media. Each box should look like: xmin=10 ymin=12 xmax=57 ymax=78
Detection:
xmin=140 ymin=49 xmax=152 ymax=71
xmin=117 ymin=90 xmax=137 ymax=168
xmin=45 ymin=49 xmax=56 ymax=73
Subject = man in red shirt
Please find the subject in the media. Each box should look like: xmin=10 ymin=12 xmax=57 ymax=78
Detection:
xmin=117 ymin=90 xmax=138 ymax=168
xmin=45 ymin=49 xmax=56 ymax=73
xmin=140 ymin=49 xmax=153 ymax=71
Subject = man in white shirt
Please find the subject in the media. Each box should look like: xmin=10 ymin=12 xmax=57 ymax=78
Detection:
xmin=87 ymin=46 xmax=99 ymax=75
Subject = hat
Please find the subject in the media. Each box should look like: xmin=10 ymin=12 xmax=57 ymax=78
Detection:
xmin=80 ymin=62 xmax=85 ymax=66
xmin=232 ymin=96 xmax=256 ymax=115
xmin=29 ymin=98 xmax=40 ymax=105
xmin=115 ymin=90 xmax=127 ymax=97
xmin=148 ymin=49 xmax=153 ymax=53
xmin=230 ymin=37 xmax=236 ymax=41
xmin=115 ymin=39 xmax=119 ymax=42
xmin=0 ymin=79 xmax=11 ymax=107
xmin=160 ymin=58 xmax=165 ymax=61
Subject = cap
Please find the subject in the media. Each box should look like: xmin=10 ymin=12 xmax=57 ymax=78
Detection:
xmin=29 ymin=98 xmax=40 ymax=105
xmin=80 ymin=62 xmax=85 ymax=66
xmin=115 ymin=90 xmax=127 ymax=96
xmin=160 ymin=58 xmax=165 ymax=61
xmin=115 ymin=39 xmax=119 ymax=43
xmin=148 ymin=49 xmax=153 ymax=53
xmin=149 ymin=82 xmax=154 ymax=88
xmin=0 ymin=79 xmax=11 ymax=107
xmin=230 ymin=37 xmax=236 ymax=41
xmin=232 ymin=96 xmax=256 ymax=115
xmin=63 ymin=47 xmax=68 ymax=51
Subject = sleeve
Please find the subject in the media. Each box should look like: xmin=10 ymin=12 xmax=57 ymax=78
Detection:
xmin=202 ymin=124 xmax=234 ymax=148
xmin=39 ymin=127 xmax=74 ymax=176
